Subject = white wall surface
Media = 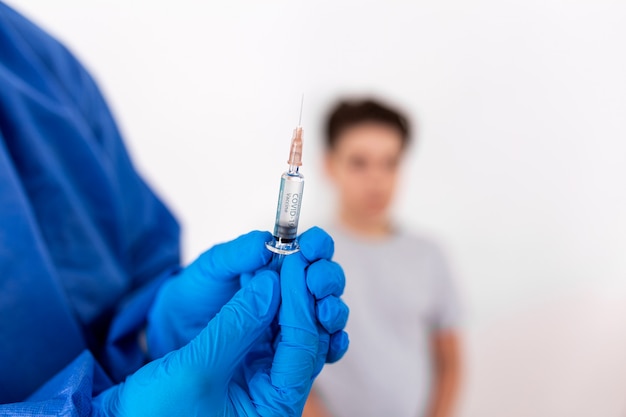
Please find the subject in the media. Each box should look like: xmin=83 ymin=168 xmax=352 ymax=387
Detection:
xmin=9 ymin=1 xmax=626 ymax=415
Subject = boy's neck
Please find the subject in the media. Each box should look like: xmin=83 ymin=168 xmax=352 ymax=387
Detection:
xmin=338 ymin=209 xmax=392 ymax=238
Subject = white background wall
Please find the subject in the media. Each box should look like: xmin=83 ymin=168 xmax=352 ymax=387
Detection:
xmin=10 ymin=1 xmax=626 ymax=415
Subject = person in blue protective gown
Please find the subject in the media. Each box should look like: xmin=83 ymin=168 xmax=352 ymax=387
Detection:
xmin=0 ymin=3 xmax=349 ymax=416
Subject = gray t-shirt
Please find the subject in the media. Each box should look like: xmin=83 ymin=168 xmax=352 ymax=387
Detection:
xmin=315 ymin=226 xmax=461 ymax=417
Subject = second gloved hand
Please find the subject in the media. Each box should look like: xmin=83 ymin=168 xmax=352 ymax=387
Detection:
xmin=94 ymin=270 xmax=281 ymax=416
xmin=147 ymin=231 xmax=273 ymax=359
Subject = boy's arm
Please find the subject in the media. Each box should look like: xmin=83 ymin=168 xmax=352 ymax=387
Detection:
xmin=425 ymin=330 xmax=462 ymax=417
xmin=303 ymin=387 xmax=334 ymax=417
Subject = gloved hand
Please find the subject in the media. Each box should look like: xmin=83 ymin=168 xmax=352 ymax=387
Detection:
xmin=239 ymin=230 xmax=350 ymax=417
xmin=93 ymin=227 xmax=349 ymax=417
xmin=147 ymin=230 xmax=273 ymax=358
xmin=241 ymin=228 xmax=350 ymax=377
xmin=147 ymin=228 xmax=348 ymax=364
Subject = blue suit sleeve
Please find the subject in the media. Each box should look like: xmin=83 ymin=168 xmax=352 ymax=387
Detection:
xmin=0 ymin=269 xmax=177 ymax=417
xmin=2 ymin=2 xmax=181 ymax=290
xmin=0 ymin=3 xmax=181 ymax=414
xmin=22 ymin=12 xmax=183 ymax=381
xmin=10 ymin=2 xmax=182 ymax=373
xmin=0 ymin=352 xmax=112 ymax=417
xmin=34 ymin=14 xmax=184 ymax=381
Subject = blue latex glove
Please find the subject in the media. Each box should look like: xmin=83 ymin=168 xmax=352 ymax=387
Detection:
xmin=147 ymin=230 xmax=273 ymax=358
xmin=93 ymin=227 xmax=349 ymax=416
xmin=148 ymin=228 xmax=348 ymax=363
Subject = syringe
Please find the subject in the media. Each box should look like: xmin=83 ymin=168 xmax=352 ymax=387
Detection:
xmin=265 ymin=102 xmax=305 ymax=269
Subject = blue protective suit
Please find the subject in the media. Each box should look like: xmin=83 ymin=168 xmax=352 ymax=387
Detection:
xmin=0 ymin=2 xmax=181 ymax=412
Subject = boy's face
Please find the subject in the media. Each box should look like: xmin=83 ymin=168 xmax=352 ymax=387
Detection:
xmin=325 ymin=122 xmax=405 ymax=220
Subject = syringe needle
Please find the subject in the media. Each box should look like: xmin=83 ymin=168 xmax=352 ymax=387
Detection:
xmin=298 ymin=94 xmax=304 ymax=126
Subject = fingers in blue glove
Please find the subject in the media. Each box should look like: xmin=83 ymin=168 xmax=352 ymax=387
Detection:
xmin=243 ymin=251 xmax=320 ymax=416
xmin=306 ymin=259 xmax=345 ymax=298
xmin=180 ymin=269 xmax=280 ymax=381
xmin=316 ymin=296 xmax=349 ymax=334
xmin=274 ymin=252 xmax=319 ymax=387
xmin=236 ymin=232 xmax=350 ymax=416
xmin=196 ymin=230 xmax=273 ymax=280
xmin=305 ymin=257 xmax=349 ymax=341
xmin=327 ymin=330 xmax=350 ymax=363
xmin=298 ymin=227 xmax=334 ymax=262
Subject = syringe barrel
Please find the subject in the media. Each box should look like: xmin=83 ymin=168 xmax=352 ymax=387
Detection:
xmin=272 ymin=171 xmax=304 ymax=242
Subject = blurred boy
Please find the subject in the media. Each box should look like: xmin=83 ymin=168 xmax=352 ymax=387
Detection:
xmin=304 ymin=98 xmax=462 ymax=417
